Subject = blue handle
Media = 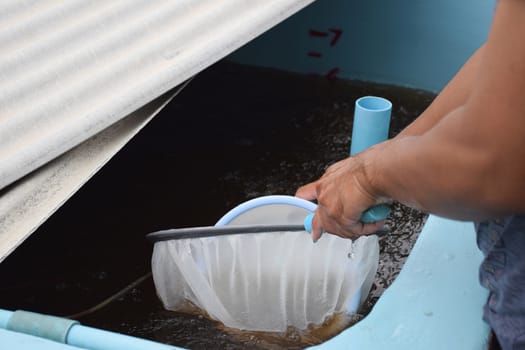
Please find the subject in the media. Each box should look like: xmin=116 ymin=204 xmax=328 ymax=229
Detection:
xmin=303 ymin=204 xmax=390 ymax=233
xmin=360 ymin=204 xmax=391 ymax=223
xmin=304 ymin=213 xmax=315 ymax=233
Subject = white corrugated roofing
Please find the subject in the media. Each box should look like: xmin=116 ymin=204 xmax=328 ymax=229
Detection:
xmin=0 ymin=0 xmax=314 ymax=190
xmin=0 ymin=0 xmax=314 ymax=261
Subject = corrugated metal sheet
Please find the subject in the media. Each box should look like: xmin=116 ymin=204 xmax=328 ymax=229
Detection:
xmin=0 ymin=0 xmax=314 ymax=261
xmin=0 ymin=0 xmax=314 ymax=190
xmin=0 ymin=86 xmax=182 ymax=262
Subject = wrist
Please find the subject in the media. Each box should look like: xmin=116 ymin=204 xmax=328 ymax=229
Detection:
xmin=354 ymin=142 xmax=392 ymax=206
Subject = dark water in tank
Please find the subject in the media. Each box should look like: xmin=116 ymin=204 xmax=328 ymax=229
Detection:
xmin=0 ymin=61 xmax=434 ymax=349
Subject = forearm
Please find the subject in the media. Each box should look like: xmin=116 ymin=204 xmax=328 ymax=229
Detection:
xmin=370 ymin=118 xmax=523 ymax=220
xmin=366 ymin=108 xmax=507 ymax=220
xmin=397 ymin=45 xmax=485 ymax=138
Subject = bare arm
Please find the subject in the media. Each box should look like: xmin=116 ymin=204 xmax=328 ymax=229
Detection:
xmin=297 ymin=0 xmax=525 ymax=240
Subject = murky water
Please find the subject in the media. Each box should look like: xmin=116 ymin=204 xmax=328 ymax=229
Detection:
xmin=0 ymin=61 xmax=434 ymax=349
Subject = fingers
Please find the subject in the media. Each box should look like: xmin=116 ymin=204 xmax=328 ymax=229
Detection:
xmin=312 ymin=205 xmax=386 ymax=242
xmin=360 ymin=220 xmax=386 ymax=235
xmin=296 ymin=156 xmax=385 ymax=242
xmin=295 ymin=181 xmax=318 ymax=201
xmin=323 ymin=219 xmax=385 ymax=240
xmin=310 ymin=212 xmax=324 ymax=242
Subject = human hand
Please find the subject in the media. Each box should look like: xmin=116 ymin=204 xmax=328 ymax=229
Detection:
xmin=295 ymin=156 xmax=387 ymax=242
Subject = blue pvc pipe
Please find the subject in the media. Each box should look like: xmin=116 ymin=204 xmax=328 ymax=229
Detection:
xmin=66 ymin=324 xmax=179 ymax=350
xmin=1 ymin=328 xmax=84 ymax=350
xmin=350 ymin=96 xmax=391 ymax=156
xmin=351 ymin=96 xmax=392 ymax=222
xmin=0 ymin=309 xmax=181 ymax=350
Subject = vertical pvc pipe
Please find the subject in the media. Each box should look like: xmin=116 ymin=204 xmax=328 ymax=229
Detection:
xmin=351 ymin=96 xmax=392 ymax=223
xmin=350 ymin=96 xmax=392 ymax=156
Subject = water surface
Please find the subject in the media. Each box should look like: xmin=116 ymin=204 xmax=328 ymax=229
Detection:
xmin=0 ymin=61 xmax=434 ymax=349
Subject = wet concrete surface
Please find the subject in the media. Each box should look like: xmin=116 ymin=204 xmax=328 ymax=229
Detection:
xmin=0 ymin=61 xmax=434 ymax=349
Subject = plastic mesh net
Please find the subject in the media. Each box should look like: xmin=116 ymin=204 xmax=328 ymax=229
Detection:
xmin=151 ymin=203 xmax=379 ymax=332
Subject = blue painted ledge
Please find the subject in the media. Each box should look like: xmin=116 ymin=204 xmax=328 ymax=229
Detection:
xmin=311 ymin=215 xmax=490 ymax=349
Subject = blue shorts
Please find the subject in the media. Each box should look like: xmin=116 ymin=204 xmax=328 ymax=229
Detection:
xmin=476 ymin=215 xmax=525 ymax=349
